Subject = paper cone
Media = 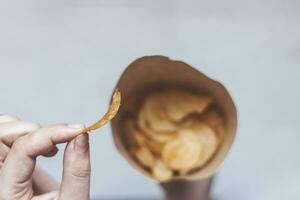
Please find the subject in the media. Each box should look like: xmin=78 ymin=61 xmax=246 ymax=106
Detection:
xmin=110 ymin=55 xmax=237 ymax=181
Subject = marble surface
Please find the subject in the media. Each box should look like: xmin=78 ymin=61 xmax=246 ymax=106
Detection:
xmin=0 ymin=0 xmax=299 ymax=199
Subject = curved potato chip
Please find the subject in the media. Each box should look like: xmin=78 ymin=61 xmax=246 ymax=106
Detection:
xmin=152 ymin=160 xmax=173 ymax=181
xmin=162 ymin=89 xmax=212 ymax=122
xmin=133 ymin=146 xmax=155 ymax=168
xmin=123 ymin=118 xmax=149 ymax=148
xmin=145 ymin=130 xmax=176 ymax=143
xmin=201 ymin=110 xmax=224 ymax=140
xmin=162 ymin=131 xmax=202 ymax=171
xmin=181 ymin=123 xmax=219 ymax=169
xmin=138 ymin=105 xmax=176 ymax=143
xmin=124 ymin=117 xmax=165 ymax=155
xmin=143 ymin=93 xmax=178 ymax=132
xmin=84 ymin=88 xmax=121 ymax=133
xmin=137 ymin=104 xmax=151 ymax=133
xmin=132 ymin=131 xmax=147 ymax=147
xmin=215 ymin=124 xmax=225 ymax=141
xmin=145 ymin=139 xmax=165 ymax=156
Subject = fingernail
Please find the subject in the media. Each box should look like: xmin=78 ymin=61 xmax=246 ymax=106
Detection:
xmin=67 ymin=123 xmax=84 ymax=130
xmin=74 ymin=134 xmax=89 ymax=153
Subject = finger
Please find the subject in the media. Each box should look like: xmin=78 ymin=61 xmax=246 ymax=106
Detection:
xmin=42 ymin=146 xmax=59 ymax=157
xmin=0 ymin=121 xmax=40 ymax=163
xmin=0 ymin=143 xmax=9 ymax=163
xmin=0 ymin=121 xmax=40 ymax=146
xmin=0 ymin=124 xmax=84 ymax=198
xmin=48 ymin=123 xmax=67 ymax=127
xmin=31 ymin=190 xmax=59 ymax=200
xmin=33 ymin=167 xmax=60 ymax=195
xmin=59 ymin=134 xmax=90 ymax=200
xmin=0 ymin=115 xmax=19 ymax=123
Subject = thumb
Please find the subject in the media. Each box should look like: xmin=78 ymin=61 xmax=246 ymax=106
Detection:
xmin=59 ymin=134 xmax=90 ymax=200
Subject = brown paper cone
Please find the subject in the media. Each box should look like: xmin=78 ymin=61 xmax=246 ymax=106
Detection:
xmin=110 ymin=55 xmax=237 ymax=181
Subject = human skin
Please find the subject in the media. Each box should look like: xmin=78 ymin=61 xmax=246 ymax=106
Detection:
xmin=161 ymin=178 xmax=213 ymax=200
xmin=0 ymin=114 xmax=91 ymax=200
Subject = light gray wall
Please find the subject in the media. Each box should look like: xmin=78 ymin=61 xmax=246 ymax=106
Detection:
xmin=0 ymin=0 xmax=299 ymax=199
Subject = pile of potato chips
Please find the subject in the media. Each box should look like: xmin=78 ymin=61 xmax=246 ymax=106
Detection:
xmin=124 ymin=89 xmax=224 ymax=181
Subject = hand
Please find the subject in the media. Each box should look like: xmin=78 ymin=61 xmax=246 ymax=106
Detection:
xmin=0 ymin=115 xmax=40 ymax=169
xmin=0 ymin=115 xmax=59 ymax=195
xmin=0 ymin=115 xmax=91 ymax=200
xmin=32 ymin=166 xmax=60 ymax=195
xmin=160 ymin=178 xmax=213 ymax=200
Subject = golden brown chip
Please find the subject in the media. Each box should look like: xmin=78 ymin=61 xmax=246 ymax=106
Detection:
xmin=201 ymin=110 xmax=224 ymax=140
xmin=132 ymin=131 xmax=147 ymax=147
xmin=145 ymin=139 xmax=165 ymax=156
xmin=162 ymin=89 xmax=212 ymax=122
xmin=137 ymin=104 xmax=151 ymax=133
xmin=145 ymin=130 xmax=176 ymax=143
xmin=133 ymin=146 xmax=155 ymax=168
xmin=162 ymin=131 xmax=202 ymax=171
xmin=138 ymin=106 xmax=176 ymax=143
xmin=152 ymin=160 xmax=173 ymax=181
xmin=143 ymin=93 xmax=178 ymax=132
xmin=84 ymin=88 xmax=121 ymax=133
xmin=181 ymin=123 xmax=219 ymax=169
xmin=123 ymin=118 xmax=149 ymax=148
xmin=215 ymin=124 xmax=225 ymax=141
xmin=125 ymin=117 xmax=165 ymax=155
xmin=140 ymin=89 xmax=211 ymax=133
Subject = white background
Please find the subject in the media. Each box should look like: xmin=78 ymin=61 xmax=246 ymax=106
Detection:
xmin=0 ymin=0 xmax=300 ymax=199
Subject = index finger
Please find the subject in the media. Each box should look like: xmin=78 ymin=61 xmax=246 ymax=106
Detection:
xmin=0 ymin=121 xmax=40 ymax=146
xmin=0 ymin=115 xmax=19 ymax=123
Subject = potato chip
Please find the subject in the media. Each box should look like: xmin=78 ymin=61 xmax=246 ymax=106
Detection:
xmin=124 ymin=119 xmax=152 ymax=150
xmin=162 ymin=131 xmax=202 ymax=171
xmin=200 ymin=110 xmax=224 ymax=140
xmin=132 ymin=130 xmax=147 ymax=147
xmin=143 ymin=93 xmax=178 ymax=132
xmin=162 ymin=89 xmax=212 ymax=122
xmin=144 ymin=139 xmax=165 ymax=156
xmin=133 ymin=146 xmax=155 ymax=168
xmin=84 ymin=88 xmax=121 ymax=133
xmin=138 ymin=106 xmax=176 ymax=143
xmin=137 ymin=104 xmax=151 ymax=133
xmin=215 ymin=124 xmax=225 ymax=141
xmin=152 ymin=160 xmax=173 ymax=181
xmin=145 ymin=130 xmax=176 ymax=143
xmin=127 ymin=116 xmax=165 ymax=155
xmin=180 ymin=123 xmax=219 ymax=169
